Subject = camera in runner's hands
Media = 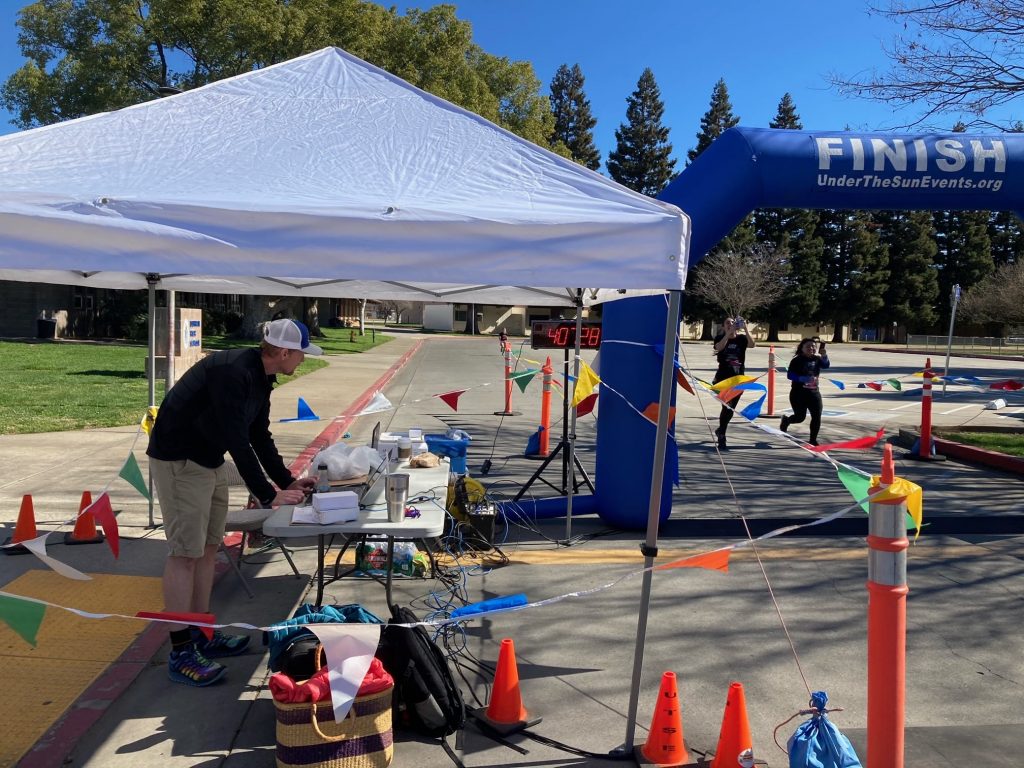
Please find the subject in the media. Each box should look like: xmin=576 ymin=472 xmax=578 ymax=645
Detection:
xmin=733 ymin=316 xmax=745 ymax=329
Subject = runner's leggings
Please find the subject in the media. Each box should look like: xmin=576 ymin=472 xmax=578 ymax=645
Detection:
xmin=788 ymin=387 xmax=823 ymax=442
xmin=714 ymin=367 xmax=742 ymax=434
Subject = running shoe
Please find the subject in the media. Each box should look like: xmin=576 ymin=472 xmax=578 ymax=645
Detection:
xmin=192 ymin=629 xmax=251 ymax=658
xmin=168 ymin=645 xmax=226 ymax=687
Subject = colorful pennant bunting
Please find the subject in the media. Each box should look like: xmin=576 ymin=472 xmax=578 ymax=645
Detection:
xmin=136 ymin=611 xmax=215 ymax=639
xmin=828 ymin=379 xmax=846 ymax=390
xmin=837 ymin=466 xmax=871 ymax=513
xmin=656 ymin=548 xmax=732 ymax=572
xmin=675 ymin=368 xmax=695 ymax=395
xmin=511 ymin=369 xmax=538 ymax=393
xmin=990 ymin=379 xmax=1023 ymax=391
xmin=641 ymin=403 xmax=676 ymax=425
xmin=0 ymin=593 xmax=46 ymax=646
xmin=739 ymin=395 xmax=766 ymax=420
xmin=575 ymin=392 xmax=599 ymax=417
xmin=437 ymin=390 xmax=465 ymax=412
xmin=710 ymin=374 xmax=756 ymax=393
xmin=807 ymin=428 xmax=885 ymax=453
xmin=865 ymin=381 xmax=883 ymax=391
xmin=141 ymin=406 xmax=159 ymax=435
xmin=868 ymin=476 xmax=924 ymax=537
xmin=85 ymin=493 xmax=119 ymax=558
xmin=571 ymin=361 xmax=601 ymax=407
xmin=118 ymin=453 xmax=151 ymax=500
xmin=887 ymin=379 xmax=902 ymax=391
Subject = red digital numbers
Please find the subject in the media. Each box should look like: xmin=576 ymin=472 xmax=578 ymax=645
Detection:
xmin=531 ymin=321 xmax=602 ymax=350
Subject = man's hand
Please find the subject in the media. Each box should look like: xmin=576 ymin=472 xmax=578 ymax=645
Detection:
xmin=272 ymin=488 xmax=306 ymax=506
xmin=288 ymin=477 xmax=317 ymax=493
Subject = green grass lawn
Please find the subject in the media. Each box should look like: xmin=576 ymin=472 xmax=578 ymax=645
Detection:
xmin=0 ymin=327 xmax=391 ymax=435
xmin=943 ymin=431 xmax=1024 ymax=457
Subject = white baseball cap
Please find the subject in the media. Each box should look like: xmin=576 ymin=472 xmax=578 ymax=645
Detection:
xmin=263 ymin=319 xmax=323 ymax=356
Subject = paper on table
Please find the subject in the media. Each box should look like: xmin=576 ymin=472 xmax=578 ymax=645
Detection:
xmin=290 ymin=506 xmax=319 ymax=525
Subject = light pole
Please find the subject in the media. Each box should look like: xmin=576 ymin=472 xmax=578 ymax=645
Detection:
xmin=942 ymin=284 xmax=961 ymax=396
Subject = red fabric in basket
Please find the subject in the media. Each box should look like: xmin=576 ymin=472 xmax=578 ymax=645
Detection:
xmin=270 ymin=657 xmax=392 ymax=703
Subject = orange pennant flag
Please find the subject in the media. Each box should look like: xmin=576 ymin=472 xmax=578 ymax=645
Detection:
xmin=642 ymin=403 xmax=676 ymax=425
xmin=676 ymin=369 xmax=695 ymax=395
xmin=657 ymin=548 xmax=732 ymax=572
xmin=437 ymin=390 xmax=465 ymax=412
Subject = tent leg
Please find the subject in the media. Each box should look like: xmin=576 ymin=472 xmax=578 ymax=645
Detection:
xmin=621 ymin=289 xmax=680 ymax=752
xmin=146 ymin=274 xmax=159 ymax=529
xmin=565 ymin=288 xmax=584 ymax=543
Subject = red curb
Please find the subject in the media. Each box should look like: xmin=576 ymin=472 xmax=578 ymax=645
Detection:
xmin=934 ymin=436 xmax=1024 ymax=476
xmin=288 ymin=338 xmax=425 ymax=477
xmin=21 ymin=340 xmax=425 ymax=767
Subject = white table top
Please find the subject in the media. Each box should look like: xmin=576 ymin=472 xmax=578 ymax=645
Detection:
xmin=263 ymin=458 xmax=450 ymax=539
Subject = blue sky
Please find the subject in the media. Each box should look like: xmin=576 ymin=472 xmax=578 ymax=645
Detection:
xmin=2 ymin=0 xmax=1021 ymax=166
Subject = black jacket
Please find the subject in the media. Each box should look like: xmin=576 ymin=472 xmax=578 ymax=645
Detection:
xmin=147 ymin=348 xmax=293 ymax=507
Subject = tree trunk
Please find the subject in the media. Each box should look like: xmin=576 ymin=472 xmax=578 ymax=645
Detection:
xmin=358 ymin=299 xmax=367 ymax=336
xmin=303 ymin=297 xmax=322 ymax=337
xmin=831 ymin=324 xmax=845 ymax=343
xmin=464 ymin=303 xmax=479 ymax=334
xmin=766 ymin=322 xmax=780 ymax=342
xmin=700 ymin=318 xmax=713 ymax=341
xmin=238 ymin=296 xmax=278 ymax=339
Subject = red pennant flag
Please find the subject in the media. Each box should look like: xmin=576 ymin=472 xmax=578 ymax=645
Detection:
xmin=575 ymin=392 xmax=599 ymax=417
xmin=642 ymin=403 xmax=676 ymax=425
xmin=990 ymin=379 xmax=1023 ymax=391
xmin=437 ymin=390 xmax=465 ymax=411
xmin=864 ymin=381 xmax=883 ymax=391
xmin=85 ymin=492 xmax=119 ymax=558
xmin=807 ymin=428 xmax=885 ymax=453
xmin=656 ymin=548 xmax=732 ymax=572
xmin=676 ymin=369 xmax=695 ymax=395
xmin=135 ymin=611 xmax=215 ymax=639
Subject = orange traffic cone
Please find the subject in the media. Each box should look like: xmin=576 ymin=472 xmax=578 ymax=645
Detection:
xmin=470 ymin=638 xmax=541 ymax=735
xmin=710 ymin=682 xmax=755 ymax=768
xmin=636 ymin=671 xmax=691 ymax=766
xmin=3 ymin=495 xmax=38 ymax=555
xmin=64 ymin=491 xmax=104 ymax=545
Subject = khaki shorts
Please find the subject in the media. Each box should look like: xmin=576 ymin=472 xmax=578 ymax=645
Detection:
xmin=150 ymin=458 xmax=229 ymax=558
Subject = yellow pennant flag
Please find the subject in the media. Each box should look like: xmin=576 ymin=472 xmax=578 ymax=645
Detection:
xmin=710 ymin=374 xmax=756 ymax=393
xmin=571 ymin=361 xmax=601 ymax=407
xmin=141 ymin=406 xmax=159 ymax=435
xmin=869 ymin=475 xmax=924 ymax=539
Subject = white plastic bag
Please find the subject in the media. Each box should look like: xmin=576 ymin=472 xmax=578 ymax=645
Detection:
xmin=311 ymin=443 xmax=381 ymax=480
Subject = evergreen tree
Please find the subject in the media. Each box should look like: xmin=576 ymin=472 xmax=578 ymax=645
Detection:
xmin=607 ymin=68 xmax=676 ymax=195
xmin=818 ymin=210 xmax=889 ymax=342
xmin=932 ymin=123 xmax=993 ymax=329
xmin=989 ymin=122 xmax=1024 ymax=267
xmin=755 ymin=94 xmax=824 ymax=340
xmin=548 ymin=63 xmax=600 ymax=170
xmin=683 ymin=78 xmax=747 ymax=338
xmin=687 ymin=78 xmax=739 ymax=164
xmin=874 ymin=210 xmax=939 ymax=337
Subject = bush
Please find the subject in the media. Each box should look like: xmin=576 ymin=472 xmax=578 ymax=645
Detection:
xmin=203 ymin=309 xmax=244 ymax=335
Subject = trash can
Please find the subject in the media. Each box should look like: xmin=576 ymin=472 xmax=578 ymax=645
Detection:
xmin=425 ymin=433 xmax=471 ymax=475
xmin=36 ymin=318 xmax=57 ymax=339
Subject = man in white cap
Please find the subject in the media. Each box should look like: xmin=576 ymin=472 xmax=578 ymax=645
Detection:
xmin=147 ymin=318 xmax=322 ymax=686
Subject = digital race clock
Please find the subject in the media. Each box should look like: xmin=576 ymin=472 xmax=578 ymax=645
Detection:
xmin=530 ymin=321 xmax=603 ymax=350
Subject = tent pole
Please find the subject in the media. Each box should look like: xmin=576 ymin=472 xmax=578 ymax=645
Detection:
xmin=621 ymin=289 xmax=680 ymax=752
xmin=146 ymin=274 xmax=159 ymax=529
xmin=564 ymin=288 xmax=584 ymax=542
xmin=166 ymin=289 xmax=176 ymax=390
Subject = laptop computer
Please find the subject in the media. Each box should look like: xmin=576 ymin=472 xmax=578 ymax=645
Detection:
xmin=370 ymin=421 xmax=382 ymax=450
xmin=357 ymin=452 xmax=390 ymax=507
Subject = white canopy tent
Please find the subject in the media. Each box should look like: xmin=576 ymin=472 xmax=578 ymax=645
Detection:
xmin=0 ymin=46 xmax=689 ymax=752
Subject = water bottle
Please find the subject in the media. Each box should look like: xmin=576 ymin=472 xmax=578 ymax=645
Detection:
xmin=316 ymin=463 xmax=330 ymax=493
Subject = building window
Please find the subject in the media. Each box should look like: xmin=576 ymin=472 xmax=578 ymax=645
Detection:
xmin=453 ymin=305 xmax=467 ymax=322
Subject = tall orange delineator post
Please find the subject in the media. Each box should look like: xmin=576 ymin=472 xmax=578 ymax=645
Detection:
xmin=767 ymin=345 xmax=776 ymax=416
xmin=867 ymin=444 xmax=908 ymax=768
xmin=494 ymin=341 xmax=519 ymax=416
xmin=918 ymin=357 xmax=934 ymax=459
xmin=537 ymin=356 xmax=553 ymax=457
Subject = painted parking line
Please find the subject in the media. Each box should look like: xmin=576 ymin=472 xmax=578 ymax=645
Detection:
xmin=890 ymin=402 xmax=921 ymax=411
xmin=940 ymin=404 xmax=978 ymax=415
xmin=841 ymin=399 xmax=872 ymax=408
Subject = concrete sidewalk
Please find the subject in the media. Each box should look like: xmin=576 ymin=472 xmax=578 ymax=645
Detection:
xmin=3 ymin=334 xmax=1023 ymax=767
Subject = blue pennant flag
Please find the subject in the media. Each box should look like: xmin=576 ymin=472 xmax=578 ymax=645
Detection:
xmin=740 ymin=394 xmax=766 ymax=420
xmin=828 ymin=379 xmax=846 ymax=390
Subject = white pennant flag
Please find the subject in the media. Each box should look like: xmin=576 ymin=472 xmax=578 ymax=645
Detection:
xmin=357 ymin=391 xmax=393 ymax=416
xmin=308 ymin=624 xmax=382 ymax=724
xmin=22 ymin=534 xmax=92 ymax=581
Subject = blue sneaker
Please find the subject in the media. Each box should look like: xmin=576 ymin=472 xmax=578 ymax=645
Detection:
xmin=168 ymin=645 xmax=226 ymax=687
xmin=193 ymin=629 xmax=250 ymax=658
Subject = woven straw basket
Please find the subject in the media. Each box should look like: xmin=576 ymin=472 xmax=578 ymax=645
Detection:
xmin=274 ymin=649 xmax=393 ymax=768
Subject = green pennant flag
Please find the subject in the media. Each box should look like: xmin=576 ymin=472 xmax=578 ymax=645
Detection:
xmin=511 ymin=369 xmax=539 ymax=393
xmin=887 ymin=379 xmax=902 ymax=391
xmin=0 ymin=593 xmax=46 ymax=646
xmin=837 ymin=465 xmax=872 ymax=513
xmin=118 ymin=453 xmax=151 ymax=500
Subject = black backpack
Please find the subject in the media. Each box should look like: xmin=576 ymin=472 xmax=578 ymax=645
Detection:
xmin=377 ymin=605 xmax=466 ymax=739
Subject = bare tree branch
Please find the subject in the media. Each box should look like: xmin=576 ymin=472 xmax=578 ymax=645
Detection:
xmin=959 ymin=261 xmax=1024 ymax=326
xmin=689 ymin=245 xmax=787 ymax=318
xmin=830 ymin=1 xmax=1024 ymax=128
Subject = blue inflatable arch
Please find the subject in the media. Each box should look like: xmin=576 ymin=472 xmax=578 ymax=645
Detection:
xmin=503 ymin=127 xmax=1023 ymax=531
xmin=659 ymin=126 xmax=1024 ymax=262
